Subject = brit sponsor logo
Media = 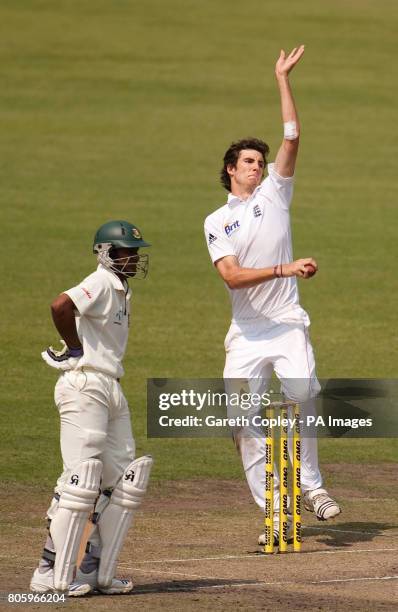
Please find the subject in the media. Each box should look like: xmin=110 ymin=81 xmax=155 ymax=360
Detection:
xmin=208 ymin=233 xmax=217 ymax=245
xmin=224 ymin=220 xmax=240 ymax=236
xmin=82 ymin=287 xmax=92 ymax=299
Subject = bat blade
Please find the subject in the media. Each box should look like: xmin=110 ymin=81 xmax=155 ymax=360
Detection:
xmin=77 ymin=520 xmax=94 ymax=567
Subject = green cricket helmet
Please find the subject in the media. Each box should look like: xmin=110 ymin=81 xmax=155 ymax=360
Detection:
xmin=93 ymin=220 xmax=150 ymax=279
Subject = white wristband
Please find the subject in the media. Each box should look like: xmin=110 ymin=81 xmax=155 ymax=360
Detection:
xmin=284 ymin=121 xmax=298 ymax=140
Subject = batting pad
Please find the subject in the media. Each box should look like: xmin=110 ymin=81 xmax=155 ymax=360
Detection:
xmin=98 ymin=455 xmax=153 ymax=587
xmin=51 ymin=459 xmax=102 ymax=591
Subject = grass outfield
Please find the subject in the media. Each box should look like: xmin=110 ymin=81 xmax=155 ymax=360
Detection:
xmin=0 ymin=0 xmax=397 ymax=485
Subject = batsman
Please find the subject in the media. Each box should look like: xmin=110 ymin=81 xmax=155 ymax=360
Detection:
xmin=30 ymin=220 xmax=153 ymax=596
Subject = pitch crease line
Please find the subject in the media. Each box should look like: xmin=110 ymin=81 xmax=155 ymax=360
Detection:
xmin=128 ymin=567 xmax=218 ymax=580
xmin=304 ymin=525 xmax=398 ymax=537
xmin=313 ymin=575 xmax=398 ymax=585
xmin=119 ymin=546 xmax=398 ymax=566
xmin=125 ymin=571 xmax=398 ymax=589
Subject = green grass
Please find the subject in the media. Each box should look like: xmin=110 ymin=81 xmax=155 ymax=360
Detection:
xmin=0 ymin=0 xmax=397 ymax=484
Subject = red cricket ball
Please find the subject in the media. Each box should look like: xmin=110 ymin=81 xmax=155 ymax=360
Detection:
xmin=305 ymin=263 xmax=317 ymax=277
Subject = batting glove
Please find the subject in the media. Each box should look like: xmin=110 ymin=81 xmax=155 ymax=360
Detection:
xmin=41 ymin=340 xmax=84 ymax=371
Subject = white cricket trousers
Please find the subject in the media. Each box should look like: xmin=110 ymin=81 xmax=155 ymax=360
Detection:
xmin=224 ymin=315 xmax=323 ymax=510
xmin=51 ymin=369 xmax=135 ymax=501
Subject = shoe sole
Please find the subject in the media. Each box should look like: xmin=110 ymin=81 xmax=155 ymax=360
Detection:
xmin=30 ymin=585 xmax=52 ymax=593
xmin=96 ymin=587 xmax=133 ymax=595
xmin=68 ymin=584 xmax=92 ymax=597
xmin=31 ymin=584 xmax=91 ymax=597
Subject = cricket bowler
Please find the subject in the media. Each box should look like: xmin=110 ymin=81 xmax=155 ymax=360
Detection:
xmin=204 ymin=46 xmax=341 ymax=545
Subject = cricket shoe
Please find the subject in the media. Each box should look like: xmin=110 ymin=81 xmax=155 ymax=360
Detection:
xmin=71 ymin=568 xmax=133 ymax=595
xmin=303 ymin=488 xmax=341 ymax=521
xmin=30 ymin=567 xmax=91 ymax=597
xmin=258 ymin=512 xmax=293 ymax=546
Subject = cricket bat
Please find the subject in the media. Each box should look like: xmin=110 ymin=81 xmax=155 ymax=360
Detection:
xmin=77 ymin=520 xmax=94 ymax=567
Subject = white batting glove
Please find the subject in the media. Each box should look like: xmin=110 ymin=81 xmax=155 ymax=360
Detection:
xmin=41 ymin=340 xmax=83 ymax=371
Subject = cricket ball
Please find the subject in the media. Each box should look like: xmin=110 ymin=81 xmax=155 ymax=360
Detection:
xmin=305 ymin=263 xmax=316 ymax=277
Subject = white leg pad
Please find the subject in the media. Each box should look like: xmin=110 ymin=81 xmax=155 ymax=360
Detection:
xmin=98 ymin=455 xmax=153 ymax=587
xmin=51 ymin=459 xmax=102 ymax=591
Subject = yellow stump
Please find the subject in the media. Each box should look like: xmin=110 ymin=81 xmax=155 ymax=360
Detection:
xmin=264 ymin=405 xmax=274 ymax=554
xmin=293 ymin=404 xmax=302 ymax=552
xmin=279 ymin=406 xmax=289 ymax=553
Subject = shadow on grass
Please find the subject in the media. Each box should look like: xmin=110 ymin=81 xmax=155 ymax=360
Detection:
xmin=131 ymin=578 xmax=260 ymax=594
xmin=303 ymin=521 xmax=398 ymax=547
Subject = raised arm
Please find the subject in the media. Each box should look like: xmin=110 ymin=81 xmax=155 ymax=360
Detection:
xmin=274 ymin=45 xmax=305 ymax=178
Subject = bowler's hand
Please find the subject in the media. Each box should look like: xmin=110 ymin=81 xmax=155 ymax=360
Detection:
xmin=283 ymin=258 xmax=318 ymax=279
xmin=275 ymin=45 xmax=305 ymax=78
xmin=41 ymin=340 xmax=83 ymax=371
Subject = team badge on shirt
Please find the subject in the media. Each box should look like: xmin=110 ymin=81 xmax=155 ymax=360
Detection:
xmin=208 ymin=233 xmax=217 ymax=245
xmin=113 ymin=307 xmax=124 ymax=325
xmin=224 ymin=220 xmax=240 ymax=236
xmin=253 ymin=204 xmax=262 ymax=218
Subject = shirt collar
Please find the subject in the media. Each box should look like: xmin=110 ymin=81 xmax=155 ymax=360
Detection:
xmin=97 ymin=264 xmax=127 ymax=291
xmin=227 ymin=184 xmax=261 ymax=207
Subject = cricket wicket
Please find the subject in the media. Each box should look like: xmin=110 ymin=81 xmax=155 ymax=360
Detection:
xmin=264 ymin=401 xmax=301 ymax=554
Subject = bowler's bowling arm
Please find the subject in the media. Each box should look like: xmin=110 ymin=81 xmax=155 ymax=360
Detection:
xmin=215 ymin=255 xmax=317 ymax=288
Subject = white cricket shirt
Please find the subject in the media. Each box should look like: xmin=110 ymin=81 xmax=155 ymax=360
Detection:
xmin=204 ymin=163 xmax=305 ymax=323
xmin=64 ymin=264 xmax=131 ymax=379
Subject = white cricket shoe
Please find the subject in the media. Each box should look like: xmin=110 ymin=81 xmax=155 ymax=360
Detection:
xmin=30 ymin=567 xmax=91 ymax=597
xmin=258 ymin=512 xmax=293 ymax=546
xmin=304 ymin=488 xmax=341 ymax=521
xmin=71 ymin=568 xmax=133 ymax=595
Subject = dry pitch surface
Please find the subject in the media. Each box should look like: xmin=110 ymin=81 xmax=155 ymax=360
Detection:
xmin=1 ymin=464 xmax=397 ymax=611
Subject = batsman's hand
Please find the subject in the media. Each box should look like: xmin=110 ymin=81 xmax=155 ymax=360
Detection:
xmin=41 ymin=340 xmax=83 ymax=371
xmin=283 ymin=258 xmax=318 ymax=279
